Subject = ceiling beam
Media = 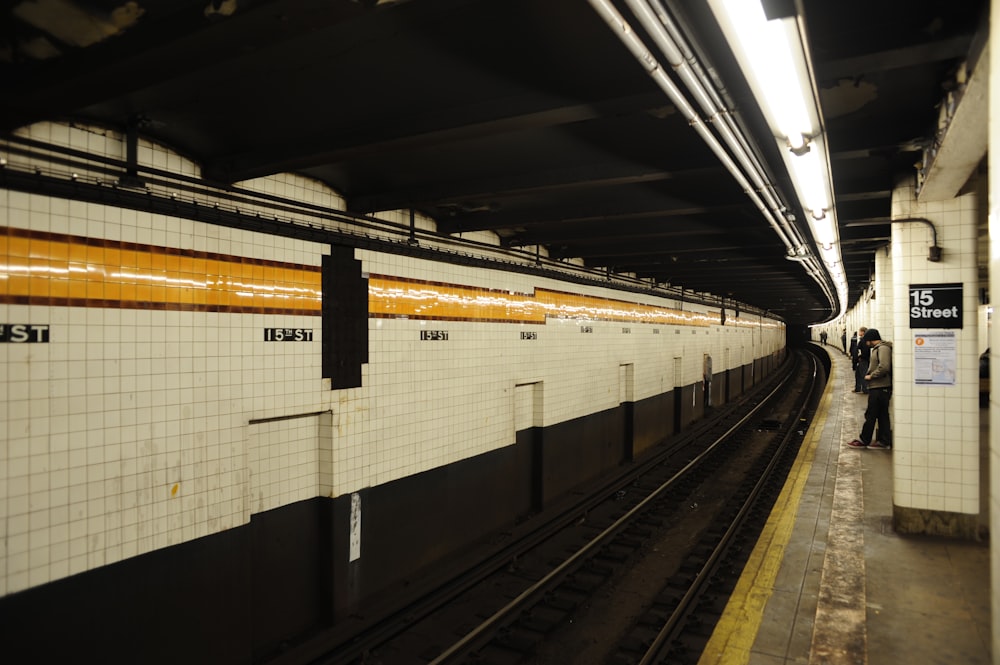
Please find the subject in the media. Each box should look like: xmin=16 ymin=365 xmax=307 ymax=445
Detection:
xmin=440 ymin=201 xmax=751 ymax=234
xmin=508 ymin=225 xmax=732 ymax=248
xmin=814 ymin=35 xmax=972 ymax=80
xmin=348 ymin=163 xmax=724 ymax=213
xmin=208 ymin=92 xmax=666 ymax=182
xmin=916 ymin=41 xmax=989 ymax=201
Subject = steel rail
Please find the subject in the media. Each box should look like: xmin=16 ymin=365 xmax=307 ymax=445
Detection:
xmin=638 ymin=351 xmax=819 ymax=664
xmin=428 ymin=358 xmax=802 ymax=664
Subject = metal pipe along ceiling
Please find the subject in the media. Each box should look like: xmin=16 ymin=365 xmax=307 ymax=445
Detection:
xmin=587 ymin=0 xmax=838 ymax=311
xmin=588 ymin=0 xmax=798 ymax=253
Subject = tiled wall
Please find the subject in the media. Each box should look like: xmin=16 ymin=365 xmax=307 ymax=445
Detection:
xmin=989 ymin=9 xmax=1000 ymax=655
xmin=889 ymin=178 xmax=982 ymax=514
xmin=1 ymin=122 xmax=785 ymax=597
xmin=870 ymin=247 xmax=892 ymax=338
xmin=0 ymin=198 xmax=328 ymax=596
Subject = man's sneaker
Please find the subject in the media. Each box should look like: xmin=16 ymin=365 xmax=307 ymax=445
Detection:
xmin=846 ymin=439 xmax=868 ymax=448
xmin=869 ymin=440 xmax=891 ymax=450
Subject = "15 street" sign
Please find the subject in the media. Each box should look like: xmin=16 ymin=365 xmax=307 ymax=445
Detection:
xmin=909 ymin=283 xmax=963 ymax=329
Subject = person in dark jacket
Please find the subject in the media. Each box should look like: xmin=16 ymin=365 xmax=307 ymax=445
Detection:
xmin=853 ymin=326 xmax=871 ymax=393
xmin=847 ymin=328 xmax=892 ymax=449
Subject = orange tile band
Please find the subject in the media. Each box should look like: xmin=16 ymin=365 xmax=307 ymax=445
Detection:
xmin=1 ymin=226 xmax=322 ymax=314
xmin=368 ymin=278 xmax=719 ymax=327
xmin=1 ymin=226 xmax=764 ymax=328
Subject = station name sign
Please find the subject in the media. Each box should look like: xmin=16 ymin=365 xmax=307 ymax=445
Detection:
xmin=0 ymin=324 xmax=50 ymax=343
xmin=264 ymin=328 xmax=313 ymax=341
xmin=909 ymin=283 xmax=962 ymax=329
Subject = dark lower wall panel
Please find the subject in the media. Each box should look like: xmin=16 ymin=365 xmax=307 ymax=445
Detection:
xmin=540 ymin=408 xmax=625 ymax=505
xmin=733 ymin=365 xmax=743 ymax=396
xmin=678 ymin=383 xmax=701 ymax=429
xmin=331 ymin=438 xmax=535 ymax=618
xmin=251 ymin=501 xmax=334 ymax=660
xmin=632 ymin=391 xmax=674 ymax=457
xmin=709 ymin=371 xmax=725 ymax=407
xmin=0 ymin=368 xmax=779 ymax=664
xmin=0 ymin=515 xmax=255 ymax=665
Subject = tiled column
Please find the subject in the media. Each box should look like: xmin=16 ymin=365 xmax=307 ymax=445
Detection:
xmin=890 ymin=176 xmax=983 ymax=537
xmin=851 ymin=288 xmax=872 ymax=338
xmin=872 ymin=245 xmax=894 ymax=338
xmin=988 ymin=0 xmax=1000 ymax=656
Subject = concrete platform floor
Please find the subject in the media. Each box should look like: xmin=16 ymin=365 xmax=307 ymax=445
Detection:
xmin=697 ymin=345 xmax=991 ymax=665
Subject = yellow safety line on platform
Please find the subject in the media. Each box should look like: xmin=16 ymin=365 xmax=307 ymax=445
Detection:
xmin=697 ymin=356 xmax=836 ymax=665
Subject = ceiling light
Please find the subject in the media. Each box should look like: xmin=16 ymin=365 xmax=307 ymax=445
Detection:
xmin=708 ymin=0 xmax=846 ymax=319
xmin=710 ymin=0 xmax=818 ymax=143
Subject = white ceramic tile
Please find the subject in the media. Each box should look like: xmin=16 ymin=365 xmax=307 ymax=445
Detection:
xmin=3 ymin=122 xmax=787 ymax=597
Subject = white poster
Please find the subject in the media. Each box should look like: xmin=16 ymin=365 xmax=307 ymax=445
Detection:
xmin=350 ymin=492 xmax=362 ymax=562
xmin=913 ymin=331 xmax=957 ymax=385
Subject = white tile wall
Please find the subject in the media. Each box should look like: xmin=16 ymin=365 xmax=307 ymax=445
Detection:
xmin=988 ymin=10 xmax=1000 ymax=657
xmin=889 ymin=179 xmax=981 ymax=514
xmin=1 ymin=121 xmax=785 ymax=597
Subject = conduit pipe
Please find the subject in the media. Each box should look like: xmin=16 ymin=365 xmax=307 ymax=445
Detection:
xmin=587 ymin=0 xmax=799 ymax=254
xmin=651 ymin=0 xmax=805 ymax=248
xmin=624 ymin=0 xmax=803 ymax=250
xmin=590 ymin=0 xmax=841 ymax=314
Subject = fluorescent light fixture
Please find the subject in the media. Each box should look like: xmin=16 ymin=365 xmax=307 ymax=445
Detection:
xmin=818 ymin=243 xmax=841 ymax=268
xmin=788 ymin=141 xmax=830 ymax=218
xmin=708 ymin=0 xmax=847 ymax=319
xmin=709 ymin=0 xmax=819 ymax=145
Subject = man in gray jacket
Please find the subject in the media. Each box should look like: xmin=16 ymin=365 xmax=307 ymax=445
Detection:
xmin=847 ymin=328 xmax=893 ymax=449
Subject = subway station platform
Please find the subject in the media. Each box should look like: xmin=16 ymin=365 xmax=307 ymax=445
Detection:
xmin=698 ymin=344 xmax=991 ymax=665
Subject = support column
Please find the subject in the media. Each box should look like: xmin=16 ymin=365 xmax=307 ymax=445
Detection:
xmin=987 ymin=1 xmax=1000 ymax=657
xmin=871 ymin=246 xmax=894 ymax=338
xmin=890 ymin=176 xmax=984 ymax=538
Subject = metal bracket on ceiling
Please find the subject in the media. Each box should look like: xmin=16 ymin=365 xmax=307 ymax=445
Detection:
xmin=118 ymin=115 xmax=146 ymax=190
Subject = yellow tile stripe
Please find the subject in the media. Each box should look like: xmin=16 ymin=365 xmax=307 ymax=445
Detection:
xmin=1 ymin=227 xmax=782 ymax=328
xmin=535 ymin=288 xmax=716 ymax=326
xmin=369 ymin=276 xmax=771 ymax=328
xmin=0 ymin=227 xmax=321 ymax=314
xmin=368 ymin=276 xmax=546 ymax=323
xmin=697 ymin=357 xmax=835 ymax=665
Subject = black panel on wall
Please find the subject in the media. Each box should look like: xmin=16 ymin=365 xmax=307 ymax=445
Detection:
xmin=322 ymin=245 xmax=369 ymax=389
xmin=331 ymin=441 xmax=534 ymax=619
xmin=633 ymin=392 xmax=673 ymax=456
xmin=541 ymin=409 xmax=624 ymax=505
xmin=250 ymin=499 xmax=334 ymax=661
xmin=622 ymin=401 xmax=635 ymax=462
xmin=679 ymin=384 xmax=700 ymax=429
xmin=519 ymin=426 xmax=545 ymax=513
xmin=710 ymin=371 xmax=725 ymax=408
xmin=0 ymin=525 xmax=253 ymax=665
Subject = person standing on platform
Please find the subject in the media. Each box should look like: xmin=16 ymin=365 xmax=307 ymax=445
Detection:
xmin=853 ymin=326 xmax=870 ymax=393
xmin=841 ymin=328 xmax=848 ymax=355
xmin=820 ymin=331 xmax=828 ymax=345
xmin=847 ymin=328 xmax=892 ymax=449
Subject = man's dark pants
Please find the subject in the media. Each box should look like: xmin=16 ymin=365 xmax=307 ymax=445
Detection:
xmin=861 ymin=387 xmax=891 ymax=445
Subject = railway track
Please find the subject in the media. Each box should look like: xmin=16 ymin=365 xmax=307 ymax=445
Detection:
xmin=302 ymin=348 xmax=824 ymax=665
